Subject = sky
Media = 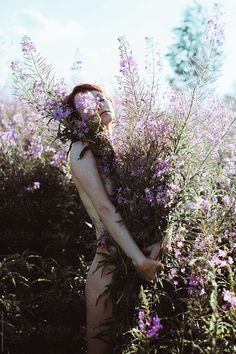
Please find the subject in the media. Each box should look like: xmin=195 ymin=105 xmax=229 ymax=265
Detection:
xmin=0 ymin=0 xmax=236 ymax=98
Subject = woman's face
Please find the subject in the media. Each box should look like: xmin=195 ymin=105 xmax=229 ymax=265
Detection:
xmin=74 ymin=90 xmax=114 ymax=127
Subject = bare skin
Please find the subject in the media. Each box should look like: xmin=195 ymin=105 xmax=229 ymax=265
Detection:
xmin=69 ymin=90 xmax=163 ymax=354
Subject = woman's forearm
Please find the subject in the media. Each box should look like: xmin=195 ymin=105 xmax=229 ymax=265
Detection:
xmin=97 ymin=205 xmax=145 ymax=263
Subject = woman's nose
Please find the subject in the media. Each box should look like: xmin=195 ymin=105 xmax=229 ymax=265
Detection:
xmin=98 ymin=102 xmax=104 ymax=109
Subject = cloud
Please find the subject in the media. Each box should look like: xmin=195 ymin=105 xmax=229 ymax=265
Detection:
xmin=6 ymin=8 xmax=120 ymax=92
xmin=11 ymin=9 xmax=84 ymax=42
xmin=3 ymin=9 xmax=89 ymax=88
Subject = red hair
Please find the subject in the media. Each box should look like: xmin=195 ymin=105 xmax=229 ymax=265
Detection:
xmin=64 ymin=83 xmax=114 ymax=109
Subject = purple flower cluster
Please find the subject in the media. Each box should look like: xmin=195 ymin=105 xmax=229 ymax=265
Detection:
xmin=156 ymin=157 xmax=172 ymax=177
xmin=144 ymin=188 xmax=155 ymax=207
xmin=25 ymin=181 xmax=40 ymax=192
xmin=119 ymin=55 xmax=136 ymax=76
xmin=71 ymin=59 xmax=82 ymax=71
xmin=167 ymin=183 xmax=181 ymax=203
xmin=50 ymin=151 xmax=67 ymax=168
xmin=10 ymin=60 xmax=20 ymax=72
xmin=75 ymin=92 xmax=99 ymax=116
xmin=24 ymin=136 xmax=44 ymax=159
xmin=223 ymin=290 xmax=236 ymax=309
xmin=138 ymin=310 xmax=163 ymax=338
xmin=71 ymin=114 xmax=90 ymax=140
xmin=21 ymin=35 xmax=36 ymax=55
xmin=188 ymin=275 xmax=203 ymax=287
xmin=210 ymin=250 xmax=233 ymax=270
xmin=135 ymin=117 xmax=172 ymax=145
xmin=0 ymin=129 xmax=19 ymax=147
xmin=204 ymin=4 xmax=225 ymax=46
xmin=51 ymin=107 xmax=73 ymax=122
xmin=222 ymin=195 xmax=235 ymax=209
xmin=43 ymin=99 xmax=59 ymax=109
xmin=194 ymin=196 xmax=211 ymax=212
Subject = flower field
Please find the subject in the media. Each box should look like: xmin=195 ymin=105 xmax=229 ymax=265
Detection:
xmin=0 ymin=5 xmax=236 ymax=354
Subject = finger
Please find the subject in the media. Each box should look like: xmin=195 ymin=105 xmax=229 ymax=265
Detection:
xmin=145 ymin=245 xmax=152 ymax=252
xmin=150 ymin=246 xmax=161 ymax=260
xmin=156 ymin=261 xmax=164 ymax=272
xmin=149 ymin=250 xmax=157 ymax=260
xmin=143 ymin=247 xmax=151 ymax=257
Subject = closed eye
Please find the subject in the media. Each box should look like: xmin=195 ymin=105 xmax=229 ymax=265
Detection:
xmin=97 ymin=94 xmax=106 ymax=102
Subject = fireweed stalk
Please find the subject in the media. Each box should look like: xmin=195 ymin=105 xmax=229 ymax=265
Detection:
xmin=11 ymin=6 xmax=236 ymax=351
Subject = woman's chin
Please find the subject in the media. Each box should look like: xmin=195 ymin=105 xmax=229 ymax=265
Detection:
xmin=101 ymin=114 xmax=113 ymax=125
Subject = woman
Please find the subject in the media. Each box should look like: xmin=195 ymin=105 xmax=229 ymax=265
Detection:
xmin=67 ymin=84 xmax=162 ymax=354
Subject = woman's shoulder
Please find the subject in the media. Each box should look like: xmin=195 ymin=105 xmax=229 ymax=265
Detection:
xmin=69 ymin=140 xmax=90 ymax=163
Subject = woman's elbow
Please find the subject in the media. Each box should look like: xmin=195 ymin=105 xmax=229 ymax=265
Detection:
xmin=96 ymin=201 xmax=116 ymax=218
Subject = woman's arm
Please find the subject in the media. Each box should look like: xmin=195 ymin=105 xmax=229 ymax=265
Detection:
xmin=70 ymin=141 xmax=146 ymax=264
xmin=143 ymin=241 xmax=162 ymax=260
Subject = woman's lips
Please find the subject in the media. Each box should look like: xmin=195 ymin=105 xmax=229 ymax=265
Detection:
xmin=100 ymin=111 xmax=111 ymax=116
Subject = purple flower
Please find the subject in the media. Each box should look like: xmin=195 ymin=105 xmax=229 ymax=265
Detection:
xmin=71 ymin=60 xmax=82 ymax=71
xmin=26 ymin=181 xmax=41 ymax=192
xmin=221 ymin=303 xmax=230 ymax=311
xmin=156 ymin=190 xmax=170 ymax=207
xmin=43 ymin=99 xmax=59 ymax=109
xmin=167 ymin=184 xmax=181 ymax=202
xmin=53 ymin=85 xmax=67 ymax=99
xmin=223 ymin=290 xmax=236 ymax=308
xmin=144 ymin=187 xmax=155 ymax=207
xmin=138 ymin=310 xmax=145 ymax=320
xmin=194 ymin=196 xmax=211 ymax=211
xmin=0 ymin=129 xmax=19 ymax=146
xmin=135 ymin=120 xmax=145 ymax=131
xmin=156 ymin=157 xmax=171 ymax=177
xmin=188 ymin=288 xmax=193 ymax=296
xmin=51 ymin=107 xmax=72 ymax=121
xmin=222 ymin=195 xmax=235 ymax=208
xmin=24 ymin=136 xmax=44 ymax=159
xmin=131 ymin=170 xmax=137 ymax=177
xmin=75 ymin=92 xmax=99 ymax=115
xmin=200 ymin=288 xmax=205 ymax=295
xmin=10 ymin=60 xmax=20 ymax=72
xmin=21 ymin=36 xmax=36 ymax=55
xmin=98 ymin=163 xmax=110 ymax=175
xmin=50 ymin=151 xmax=67 ymax=168
xmin=188 ymin=276 xmax=203 ymax=287
xmin=138 ymin=310 xmax=163 ymax=339
xmin=218 ymin=249 xmax=227 ymax=258
xmin=119 ymin=55 xmax=136 ymax=76
xmin=168 ymin=268 xmax=177 ymax=280
xmin=119 ymin=55 xmax=136 ymax=75
xmin=204 ymin=5 xmax=225 ymax=46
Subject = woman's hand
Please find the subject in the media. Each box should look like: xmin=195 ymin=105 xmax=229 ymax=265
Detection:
xmin=132 ymin=256 xmax=163 ymax=281
xmin=143 ymin=241 xmax=162 ymax=260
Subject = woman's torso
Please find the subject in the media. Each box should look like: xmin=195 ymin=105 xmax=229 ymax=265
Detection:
xmin=69 ymin=141 xmax=115 ymax=244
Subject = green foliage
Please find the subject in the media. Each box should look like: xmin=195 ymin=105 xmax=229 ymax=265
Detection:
xmin=166 ymin=1 xmax=223 ymax=89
